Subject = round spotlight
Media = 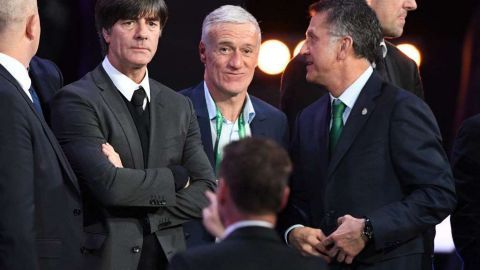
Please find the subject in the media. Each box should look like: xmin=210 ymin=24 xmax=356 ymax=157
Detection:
xmin=258 ymin=39 xmax=291 ymax=75
xmin=396 ymin=43 xmax=422 ymax=66
xmin=293 ymin=40 xmax=306 ymax=57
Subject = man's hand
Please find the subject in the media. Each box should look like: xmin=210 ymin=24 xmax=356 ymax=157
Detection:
xmin=102 ymin=143 xmax=123 ymax=168
xmin=323 ymin=215 xmax=366 ymax=264
xmin=202 ymin=190 xmax=225 ymax=238
xmin=288 ymin=226 xmax=331 ymax=262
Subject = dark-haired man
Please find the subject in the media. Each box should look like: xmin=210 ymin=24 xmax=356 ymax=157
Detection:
xmin=285 ymin=0 xmax=455 ymax=269
xmin=280 ymin=0 xmax=423 ymax=132
xmin=50 ymin=0 xmax=215 ymax=269
xmin=169 ymin=138 xmax=326 ymax=270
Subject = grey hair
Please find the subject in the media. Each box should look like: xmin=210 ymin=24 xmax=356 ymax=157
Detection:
xmin=309 ymin=0 xmax=382 ymax=63
xmin=0 ymin=0 xmax=37 ymax=33
xmin=201 ymin=5 xmax=261 ymax=44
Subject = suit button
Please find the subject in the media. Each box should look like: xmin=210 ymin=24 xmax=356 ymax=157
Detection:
xmin=131 ymin=246 xmax=141 ymax=253
xmin=73 ymin=209 xmax=82 ymax=216
xmin=149 ymin=199 xmax=157 ymax=206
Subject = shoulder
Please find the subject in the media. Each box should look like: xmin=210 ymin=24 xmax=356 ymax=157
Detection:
xmin=250 ymin=95 xmax=286 ymax=120
xmin=385 ymin=42 xmax=417 ymax=69
xmin=460 ymin=114 xmax=480 ymax=133
xmin=179 ymin=83 xmax=203 ymax=97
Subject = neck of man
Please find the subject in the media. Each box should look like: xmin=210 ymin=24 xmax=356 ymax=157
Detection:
xmin=222 ymin=211 xmax=276 ymax=229
xmin=208 ymin=85 xmax=247 ymax=122
xmin=327 ymin=59 xmax=371 ymax=98
xmin=108 ymin=55 xmax=147 ymax=84
xmin=0 ymin=34 xmax=33 ymax=68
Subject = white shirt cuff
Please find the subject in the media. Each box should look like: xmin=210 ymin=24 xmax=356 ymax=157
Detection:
xmin=284 ymin=224 xmax=304 ymax=244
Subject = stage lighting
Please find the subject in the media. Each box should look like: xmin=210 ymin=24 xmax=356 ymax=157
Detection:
xmin=258 ymin=39 xmax=291 ymax=75
xmin=396 ymin=43 xmax=422 ymax=66
xmin=293 ymin=40 xmax=306 ymax=57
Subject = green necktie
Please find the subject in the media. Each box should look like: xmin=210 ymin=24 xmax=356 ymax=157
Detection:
xmin=329 ymin=99 xmax=346 ymax=155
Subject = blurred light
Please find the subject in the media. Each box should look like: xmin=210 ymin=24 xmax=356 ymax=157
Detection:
xmin=258 ymin=39 xmax=291 ymax=75
xmin=396 ymin=43 xmax=422 ymax=66
xmin=293 ymin=40 xmax=306 ymax=57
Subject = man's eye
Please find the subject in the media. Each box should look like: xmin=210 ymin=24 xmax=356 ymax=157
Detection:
xmin=219 ymin=47 xmax=231 ymax=54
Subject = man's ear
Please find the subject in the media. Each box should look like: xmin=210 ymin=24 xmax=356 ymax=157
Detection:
xmin=337 ymin=36 xmax=353 ymax=60
xmin=279 ymin=187 xmax=290 ymax=211
xmin=102 ymin=28 xmax=111 ymax=45
xmin=25 ymin=13 xmax=39 ymax=41
xmin=199 ymin=41 xmax=207 ymax=64
xmin=217 ymin=178 xmax=227 ymax=204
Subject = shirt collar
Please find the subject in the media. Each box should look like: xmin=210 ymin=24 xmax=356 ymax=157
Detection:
xmin=223 ymin=220 xmax=273 ymax=239
xmin=380 ymin=40 xmax=388 ymax=58
xmin=0 ymin=53 xmax=31 ymax=92
xmin=203 ymin=81 xmax=256 ymax=124
xmin=102 ymin=56 xmax=150 ymax=102
xmin=330 ymin=66 xmax=373 ymax=109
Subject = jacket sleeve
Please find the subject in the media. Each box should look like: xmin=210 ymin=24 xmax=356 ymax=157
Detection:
xmin=368 ymin=96 xmax=456 ymax=250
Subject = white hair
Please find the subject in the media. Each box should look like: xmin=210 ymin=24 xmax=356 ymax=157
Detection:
xmin=201 ymin=5 xmax=261 ymax=43
xmin=0 ymin=0 xmax=37 ymax=33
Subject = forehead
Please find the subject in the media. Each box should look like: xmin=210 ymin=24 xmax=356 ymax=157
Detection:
xmin=207 ymin=23 xmax=260 ymax=44
xmin=306 ymin=12 xmax=329 ymax=36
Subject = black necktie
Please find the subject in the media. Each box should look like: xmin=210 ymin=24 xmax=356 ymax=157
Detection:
xmin=29 ymin=86 xmax=44 ymax=118
xmin=131 ymin=86 xmax=146 ymax=116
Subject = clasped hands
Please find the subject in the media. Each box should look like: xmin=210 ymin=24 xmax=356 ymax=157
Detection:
xmin=288 ymin=215 xmax=367 ymax=264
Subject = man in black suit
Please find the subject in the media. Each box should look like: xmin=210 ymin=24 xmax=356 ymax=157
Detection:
xmin=0 ymin=0 xmax=85 ymax=269
xmin=169 ymin=138 xmax=327 ymax=270
xmin=29 ymin=56 xmax=63 ymax=123
xmin=284 ymin=1 xmax=456 ymax=269
xmin=180 ymin=5 xmax=288 ymax=247
xmin=280 ymin=0 xmax=423 ymax=131
xmin=451 ymin=114 xmax=480 ymax=270
xmin=49 ymin=0 xmax=216 ymax=269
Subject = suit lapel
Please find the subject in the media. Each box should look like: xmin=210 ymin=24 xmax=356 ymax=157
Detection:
xmin=190 ymin=83 xmax=215 ymax=168
xmin=93 ymin=66 xmax=145 ymax=169
xmin=0 ymin=65 xmax=81 ymax=194
xmin=327 ymin=73 xmax=382 ymax=179
xmin=147 ymin=82 xmax=167 ymax=167
xmin=250 ymin=97 xmax=267 ymax=137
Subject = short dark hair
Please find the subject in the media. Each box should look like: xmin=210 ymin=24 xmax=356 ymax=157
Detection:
xmin=309 ymin=0 xmax=382 ymax=63
xmin=95 ymin=0 xmax=168 ymax=54
xmin=219 ymin=138 xmax=292 ymax=215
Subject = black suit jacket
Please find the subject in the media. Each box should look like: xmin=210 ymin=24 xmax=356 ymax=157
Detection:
xmin=49 ymin=65 xmax=216 ymax=269
xmin=0 ymin=63 xmax=84 ymax=269
xmin=168 ymin=226 xmax=327 ymax=270
xmin=280 ymin=41 xmax=424 ymax=132
xmin=451 ymin=114 xmax=480 ymax=270
xmin=286 ymin=72 xmax=455 ymax=268
xmin=29 ymin=56 xmax=63 ymax=123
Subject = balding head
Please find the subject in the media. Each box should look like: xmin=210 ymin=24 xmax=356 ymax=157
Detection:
xmin=0 ymin=0 xmax=40 ymax=66
xmin=0 ymin=0 xmax=37 ymax=33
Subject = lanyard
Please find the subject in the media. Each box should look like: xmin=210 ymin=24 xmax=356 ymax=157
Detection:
xmin=213 ymin=106 xmax=246 ymax=173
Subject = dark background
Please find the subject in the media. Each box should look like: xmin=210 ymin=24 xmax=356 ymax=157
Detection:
xmin=36 ymin=1 xmax=480 ymax=268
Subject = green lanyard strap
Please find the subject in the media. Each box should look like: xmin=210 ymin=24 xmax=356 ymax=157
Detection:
xmin=213 ymin=106 xmax=246 ymax=173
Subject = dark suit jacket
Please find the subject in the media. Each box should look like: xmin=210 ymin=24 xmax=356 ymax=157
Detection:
xmin=180 ymin=83 xmax=289 ymax=247
xmin=181 ymin=82 xmax=289 ymax=169
xmin=287 ymin=72 xmax=455 ymax=269
xmin=49 ymin=65 xmax=216 ymax=270
xmin=29 ymin=56 xmax=63 ymax=123
xmin=168 ymin=226 xmax=327 ymax=270
xmin=451 ymin=114 xmax=480 ymax=270
xmin=280 ymin=41 xmax=424 ymax=132
xmin=0 ymin=63 xmax=84 ymax=269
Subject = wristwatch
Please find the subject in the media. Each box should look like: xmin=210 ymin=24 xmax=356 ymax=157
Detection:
xmin=361 ymin=217 xmax=374 ymax=242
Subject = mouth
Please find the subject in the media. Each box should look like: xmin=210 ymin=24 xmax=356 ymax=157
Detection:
xmin=131 ymin=47 xmax=149 ymax=52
